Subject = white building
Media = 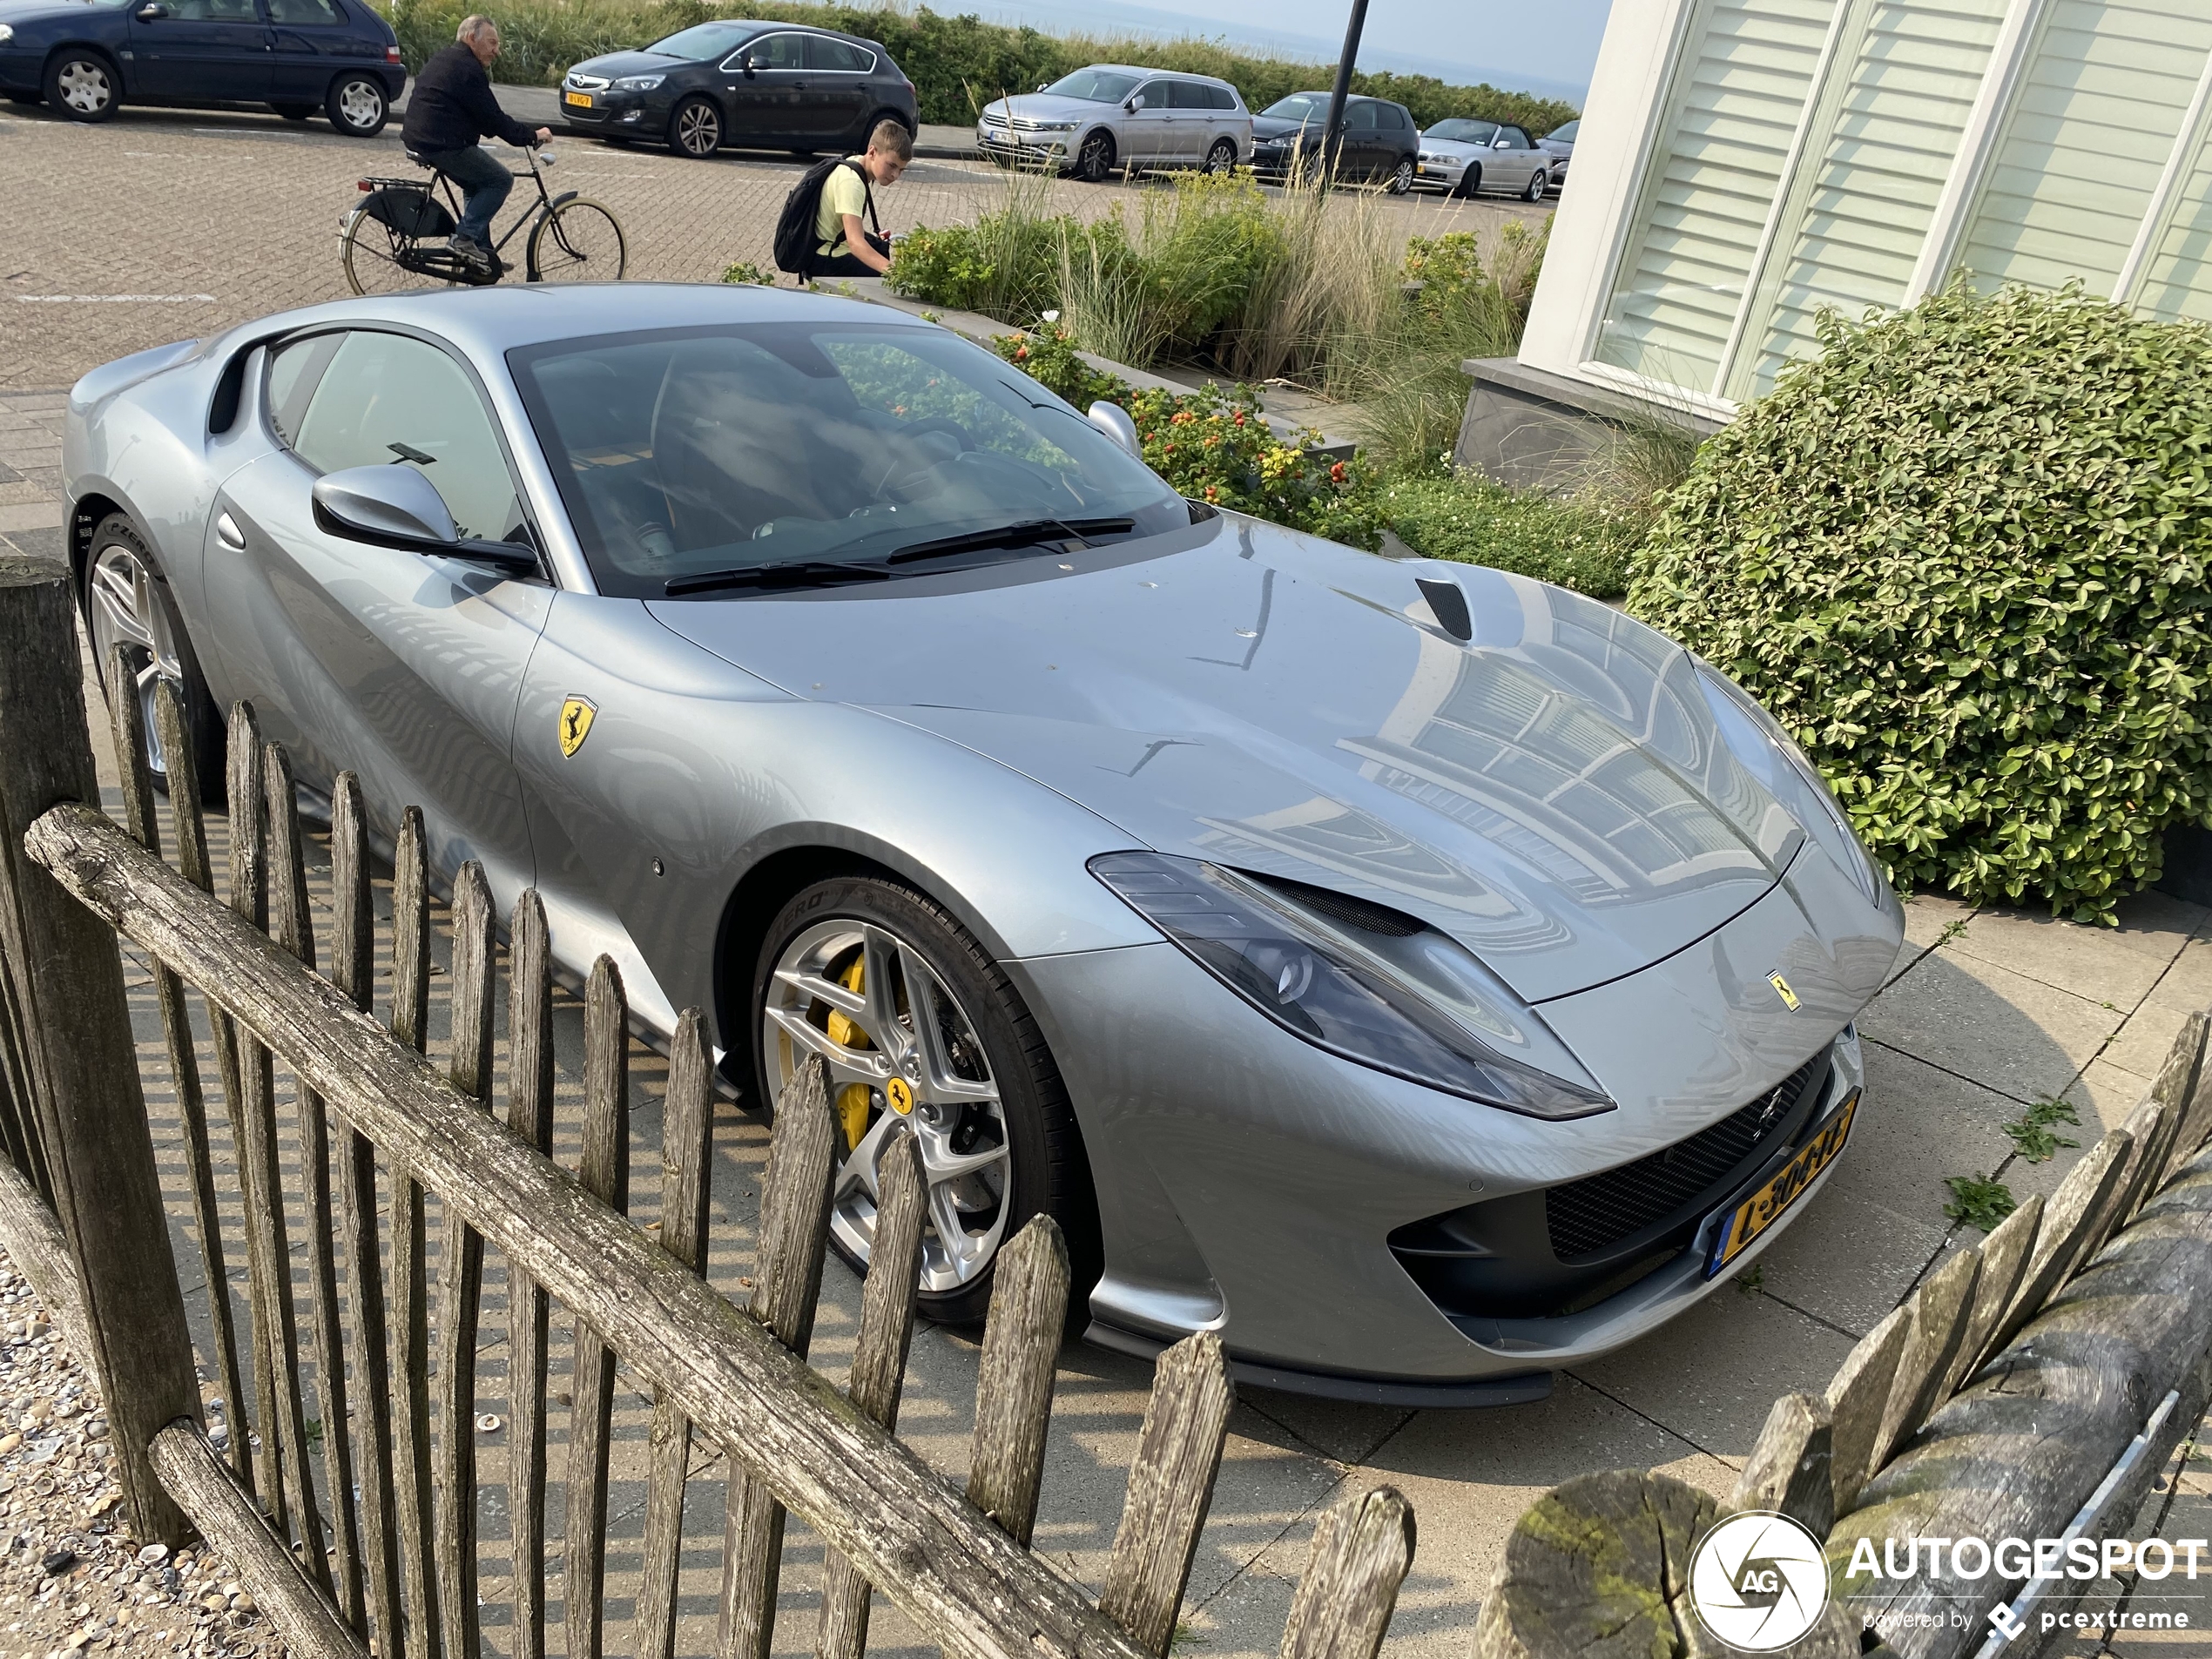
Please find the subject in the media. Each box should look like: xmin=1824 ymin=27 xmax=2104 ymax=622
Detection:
xmin=1514 ymin=0 xmax=2212 ymax=422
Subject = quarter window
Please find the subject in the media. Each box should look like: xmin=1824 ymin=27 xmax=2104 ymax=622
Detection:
xmin=286 ymin=332 xmax=525 ymax=544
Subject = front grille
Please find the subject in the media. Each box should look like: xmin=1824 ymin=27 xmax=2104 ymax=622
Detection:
xmin=566 ymin=72 xmax=609 ymax=90
xmin=1546 ymin=1054 xmax=1825 ymax=1261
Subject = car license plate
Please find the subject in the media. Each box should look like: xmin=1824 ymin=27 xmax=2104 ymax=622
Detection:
xmin=1415 ymin=164 xmax=1428 ymax=174
xmin=1706 ymin=1090 xmax=1858 ymax=1276
xmin=564 ymin=91 xmax=593 ymax=108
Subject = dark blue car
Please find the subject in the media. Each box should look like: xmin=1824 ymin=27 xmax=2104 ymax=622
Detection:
xmin=0 ymin=0 xmax=405 ymax=135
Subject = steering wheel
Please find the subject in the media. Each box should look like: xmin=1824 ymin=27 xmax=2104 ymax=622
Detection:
xmin=897 ymin=416 xmax=975 ymax=451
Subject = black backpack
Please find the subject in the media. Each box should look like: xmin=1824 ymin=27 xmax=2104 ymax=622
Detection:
xmin=772 ymin=157 xmax=880 ymax=274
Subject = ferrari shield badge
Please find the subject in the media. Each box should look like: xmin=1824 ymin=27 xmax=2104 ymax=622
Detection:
xmin=558 ymin=696 xmax=597 ymax=759
xmin=1767 ymin=971 xmax=1801 ymax=1011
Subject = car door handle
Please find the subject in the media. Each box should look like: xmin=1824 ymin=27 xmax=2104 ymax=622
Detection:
xmin=216 ymin=512 xmax=245 ymax=550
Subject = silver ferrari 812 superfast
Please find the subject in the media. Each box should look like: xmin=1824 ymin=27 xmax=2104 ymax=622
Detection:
xmin=64 ymin=283 xmax=1902 ymax=1403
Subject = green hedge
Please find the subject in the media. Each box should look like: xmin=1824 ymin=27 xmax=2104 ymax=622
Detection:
xmin=1380 ymin=475 xmax=1635 ymax=597
xmin=384 ymin=0 xmax=1578 ymax=131
xmin=1629 ymin=282 xmax=2212 ymax=922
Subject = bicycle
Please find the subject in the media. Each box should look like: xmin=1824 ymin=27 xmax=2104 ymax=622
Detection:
xmin=342 ymin=145 xmax=627 ymax=294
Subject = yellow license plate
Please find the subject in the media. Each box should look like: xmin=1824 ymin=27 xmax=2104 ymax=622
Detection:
xmin=1416 ymin=165 xmax=1428 ymax=173
xmin=564 ymin=90 xmax=593 ymax=107
xmin=1707 ymin=1090 xmax=1858 ymax=1275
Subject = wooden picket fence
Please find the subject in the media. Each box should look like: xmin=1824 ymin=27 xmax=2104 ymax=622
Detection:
xmin=0 ymin=556 xmax=1416 ymax=1659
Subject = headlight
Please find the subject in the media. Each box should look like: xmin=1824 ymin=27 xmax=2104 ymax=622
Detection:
xmin=1696 ymin=663 xmax=1886 ymax=904
xmin=1032 ymin=119 xmax=1076 ymax=132
xmin=613 ymin=74 xmax=664 ymax=91
xmin=1089 ymin=853 xmax=1615 ymax=1119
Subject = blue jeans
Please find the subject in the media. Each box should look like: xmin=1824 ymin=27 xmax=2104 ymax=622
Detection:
xmin=417 ymin=143 xmax=512 ymax=247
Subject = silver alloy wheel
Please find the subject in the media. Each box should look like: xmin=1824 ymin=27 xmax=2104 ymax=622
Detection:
xmin=336 ymin=78 xmax=382 ymax=131
xmin=86 ymin=540 xmax=180 ymax=779
xmin=1205 ymin=138 xmax=1236 ymax=174
xmin=1389 ymin=156 xmax=1414 ymax=194
xmin=675 ymin=100 xmax=719 ymax=156
xmin=1076 ymin=130 xmax=1112 ymax=182
xmin=56 ymin=59 xmax=111 ymax=116
xmin=765 ymin=919 xmax=1011 ymax=1291
xmin=1525 ymin=165 xmax=1548 ymax=201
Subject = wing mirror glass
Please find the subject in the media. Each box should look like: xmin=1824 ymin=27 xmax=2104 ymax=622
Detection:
xmin=740 ymin=53 xmax=759 ymax=73
xmin=1087 ymin=399 xmax=1140 ymax=457
xmin=311 ymin=465 xmax=538 ymax=576
xmin=137 ymin=4 xmax=168 ymax=19
xmin=1494 ymin=136 xmax=1511 ymax=148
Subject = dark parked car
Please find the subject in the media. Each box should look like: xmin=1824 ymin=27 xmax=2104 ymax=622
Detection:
xmin=1249 ymin=91 xmax=1419 ymax=192
xmin=561 ymin=20 xmax=917 ymax=160
xmin=0 ymin=0 xmax=404 ymax=134
xmin=1539 ymin=118 xmax=1577 ymax=188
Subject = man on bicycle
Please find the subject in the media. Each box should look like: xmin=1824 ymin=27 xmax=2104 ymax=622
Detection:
xmin=401 ymin=15 xmax=552 ymax=274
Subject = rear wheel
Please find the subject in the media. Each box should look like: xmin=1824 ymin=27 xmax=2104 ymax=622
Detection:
xmin=84 ymin=515 xmax=224 ymax=802
xmin=753 ymin=875 xmax=1097 ymax=1326
xmin=327 ymin=72 xmax=387 ymax=137
xmin=1074 ymin=127 xmax=1114 ymax=183
xmin=341 ymin=206 xmax=450 ymax=295
xmin=44 ymin=51 xmax=118 ymax=122
xmin=1204 ymin=136 xmax=1237 ymax=174
xmin=527 ymin=197 xmax=626 ymax=281
xmin=1386 ymin=155 xmax=1414 ymax=194
xmin=669 ymin=95 xmax=721 ymax=158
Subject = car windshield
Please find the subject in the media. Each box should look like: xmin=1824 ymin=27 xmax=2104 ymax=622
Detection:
xmin=1261 ymin=93 xmax=1329 ymax=123
xmin=1547 ymin=119 xmax=1579 ymax=141
xmin=1425 ymin=119 xmax=1496 ymax=143
xmin=1042 ymin=68 xmax=1141 ymax=103
xmin=645 ymin=22 xmax=754 ymax=59
xmin=510 ymin=323 xmax=1190 ymax=598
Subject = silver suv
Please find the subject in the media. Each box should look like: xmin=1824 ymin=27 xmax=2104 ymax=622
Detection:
xmin=978 ymin=64 xmax=1251 ymax=182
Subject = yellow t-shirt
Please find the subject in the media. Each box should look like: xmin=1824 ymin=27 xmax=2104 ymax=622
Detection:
xmin=815 ymin=159 xmax=870 ymax=258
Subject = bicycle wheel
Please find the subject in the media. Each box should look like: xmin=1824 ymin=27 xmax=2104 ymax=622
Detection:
xmin=341 ymin=208 xmax=451 ymax=296
xmin=528 ymin=197 xmax=627 ymax=283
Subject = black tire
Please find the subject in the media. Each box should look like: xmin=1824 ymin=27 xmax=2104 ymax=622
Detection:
xmin=526 ymin=196 xmax=625 ymax=281
xmin=1454 ymin=161 xmax=1481 ymax=199
xmin=1073 ymin=126 xmax=1113 ymax=183
xmin=43 ymin=51 xmax=118 ymax=122
xmin=1522 ymin=165 xmax=1548 ymax=202
xmin=1204 ymin=136 xmax=1237 ymax=175
xmin=326 ymin=71 xmax=387 ymax=137
xmin=669 ymin=94 xmax=721 ymax=158
xmin=1386 ymin=154 xmax=1414 ymax=194
xmin=82 ymin=513 xmax=225 ymax=804
xmin=271 ymin=101 xmax=315 ymax=121
xmin=751 ymin=875 xmax=1100 ymax=1327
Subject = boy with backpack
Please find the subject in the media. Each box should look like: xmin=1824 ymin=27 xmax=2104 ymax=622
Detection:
xmin=773 ymin=119 xmax=912 ymax=280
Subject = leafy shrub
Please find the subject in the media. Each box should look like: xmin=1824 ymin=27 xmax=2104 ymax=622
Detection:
xmin=993 ymin=324 xmax=1126 ymax=408
xmin=1379 ymin=473 xmax=1635 ymax=597
xmin=381 ymin=0 xmax=1577 ymax=129
xmin=720 ymin=260 xmax=774 ymax=286
xmin=1629 ymin=282 xmax=2212 ymax=921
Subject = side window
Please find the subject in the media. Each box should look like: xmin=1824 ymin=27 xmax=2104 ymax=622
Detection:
xmin=1346 ymin=100 xmax=1379 ymax=131
xmin=1132 ymin=81 xmax=1167 ymax=110
xmin=266 ymin=0 xmax=346 ymax=24
xmin=1211 ymin=84 xmax=1238 ymax=111
xmin=1167 ymin=81 xmax=1211 ymax=110
xmin=289 ymin=332 xmax=524 ymax=543
xmin=1500 ymin=125 xmax=1531 ymax=149
xmin=1383 ymin=104 xmax=1409 ymax=131
xmin=168 ymin=0 xmax=260 ymax=21
xmin=743 ymin=32 xmax=806 ymax=71
xmin=806 ymin=37 xmax=872 ymax=71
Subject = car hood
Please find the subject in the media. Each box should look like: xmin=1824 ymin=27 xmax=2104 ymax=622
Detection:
xmin=570 ymin=49 xmax=690 ymax=78
xmin=983 ymin=92 xmax=1117 ymax=124
xmin=1252 ymin=115 xmax=1323 ymax=142
xmin=1419 ymin=136 xmax=1485 ymax=157
xmin=648 ymin=518 xmax=1830 ymax=1002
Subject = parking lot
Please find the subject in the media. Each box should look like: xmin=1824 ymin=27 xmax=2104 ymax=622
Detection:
xmin=4 ymin=91 xmax=2211 ymax=1659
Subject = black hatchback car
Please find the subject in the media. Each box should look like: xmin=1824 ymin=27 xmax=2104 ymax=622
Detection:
xmin=561 ymin=20 xmax=917 ymax=159
xmin=0 ymin=0 xmax=404 ymax=134
xmin=1248 ymin=91 xmax=1420 ymax=192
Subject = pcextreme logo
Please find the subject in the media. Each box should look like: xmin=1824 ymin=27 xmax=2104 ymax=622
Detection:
xmin=1689 ymin=1511 xmax=1830 ymax=1651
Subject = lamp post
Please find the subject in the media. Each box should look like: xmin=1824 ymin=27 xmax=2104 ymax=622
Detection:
xmin=1319 ymin=0 xmax=1371 ymax=185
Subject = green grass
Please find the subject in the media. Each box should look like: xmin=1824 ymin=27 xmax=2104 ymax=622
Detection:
xmin=1378 ymin=474 xmax=1640 ymax=598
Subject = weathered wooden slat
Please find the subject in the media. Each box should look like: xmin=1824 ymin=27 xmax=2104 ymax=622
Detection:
xmin=387 ymin=808 xmax=441 ymax=1659
xmin=434 ymin=863 xmax=496 ymax=1659
xmin=638 ymin=1009 xmax=718 ymax=1659
xmin=815 ymin=1135 xmax=927 ymax=1659
xmin=2099 ymin=1088 xmax=2181 ymax=1252
xmin=31 ymin=802 xmax=1190 ymax=1659
xmin=0 ymin=1139 xmax=94 ymax=1368
xmin=150 ymin=1420 xmax=369 ymax=1659
xmin=1991 ymin=1129 xmax=2132 ymax=1360
xmin=1946 ymin=1191 xmax=2042 ymax=1400
xmin=328 ymin=774 xmax=404 ymax=1659
xmin=2129 ymin=1013 xmax=2207 ymax=1222
xmin=2162 ymin=1014 xmax=2212 ymax=1189
xmin=1281 ymin=1487 xmax=1415 ymax=1659
xmin=265 ymin=747 xmax=363 ymax=1618
xmin=967 ymin=1214 xmax=1069 ymax=1548
xmin=566 ymin=960 xmax=631 ymax=1659
xmin=1825 ymin=1303 xmax=1909 ymax=1519
xmin=1099 ymin=1333 xmax=1235 ymax=1656
xmin=504 ymin=893 xmax=555 ymax=1659
xmin=1729 ymin=1391 xmax=1833 ymax=1534
xmin=719 ymin=1055 xmax=838 ymax=1659
xmin=1871 ymin=1248 xmax=1980 ymax=1474
xmin=0 ymin=964 xmax=44 ymax=1199
xmin=221 ymin=708 xmax=288 ymax=1532
xmin=138 ymin=680 xmax=251 ymax=1490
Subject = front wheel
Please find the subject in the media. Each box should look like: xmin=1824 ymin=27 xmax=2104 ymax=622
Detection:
xmin=669 ymin=95 xmax=721 ymax=158
xmin=1454 ymin=162 xmax=1481 ymax=199
xmin=1386 ymin=155 xmax=1414 ymax=194
xmin=341 ymin=206 xmax=448 ymax=295
xmin=527 ymin=197 xmax=626 ymax=282
xmin=327 ymin=72 xmax=387 ymax=137
xmin=1073 ymin=127 xmax=1114 ymax=183
xmin=44 ymin=51 xmax=118 ymax=121
xmin=84 ymin=515 xmax=225 ymax=803
xmin=1203 ymin=137 xmax=1237 ymax=174
xmin=752 ymin=875 xmax=1098 ymax=1326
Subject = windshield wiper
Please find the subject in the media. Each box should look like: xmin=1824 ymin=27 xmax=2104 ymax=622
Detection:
xmin=664 ymin=559 xmax=894 ymax=597
xmin=887 ymin=516 xmax=1136 ymax=565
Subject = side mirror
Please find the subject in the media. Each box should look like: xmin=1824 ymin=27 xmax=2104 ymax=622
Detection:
xmin=1087 ymin=399 xmax=1140 ymax=457
xmin=1035 ymin=81 xmax=1048 ymax=92
xmin=136 ymin=3 xmax=168 ymax=19
xmin=1494 ymin=137 xmax=1511 ymax=148
xmin=1125 ymin=94 xmax=1144 ymax=111
xmin=312 ymin=465 xmax=538 ymax=576
xmin=740 ymin=54 xmax=759 ymax=75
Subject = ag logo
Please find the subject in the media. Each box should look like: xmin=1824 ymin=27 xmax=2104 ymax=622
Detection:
xmin=886 ymin=1076 xmax=914 ymax=1116
xmin=1688 ymin=1511 xmax=1828 ymax=1651
xmin=558 ymin=695 xmax=597 ymax=759
xmin=1767 ymin=971 xmax=1801 ymax=1011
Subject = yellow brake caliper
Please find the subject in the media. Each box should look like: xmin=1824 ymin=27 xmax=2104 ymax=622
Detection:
xmin=828 ymin=954 xmax=873 ymax=1151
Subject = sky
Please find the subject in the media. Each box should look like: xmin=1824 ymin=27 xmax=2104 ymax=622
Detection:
xmin=965 ymin=0 xmax=1615 ymax=104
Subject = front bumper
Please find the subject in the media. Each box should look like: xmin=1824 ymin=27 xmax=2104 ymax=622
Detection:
xmin=1413 ymin=154 xmax=1469 ymax=191
xmin=0 ymin=49 xmax=44 ymax=94
xmin=559 ymin=84 xmax=658 ymax=131
xmin=976 ymin=123 xmax=1072 ymax=162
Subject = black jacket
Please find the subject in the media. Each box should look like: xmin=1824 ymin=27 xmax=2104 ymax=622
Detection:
xmin=401 ymin=43 xmax=537 ymax=153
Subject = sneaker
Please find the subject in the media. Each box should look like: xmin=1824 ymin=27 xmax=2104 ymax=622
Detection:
xmin=447 ymin=233 xmax=493 ymax=269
